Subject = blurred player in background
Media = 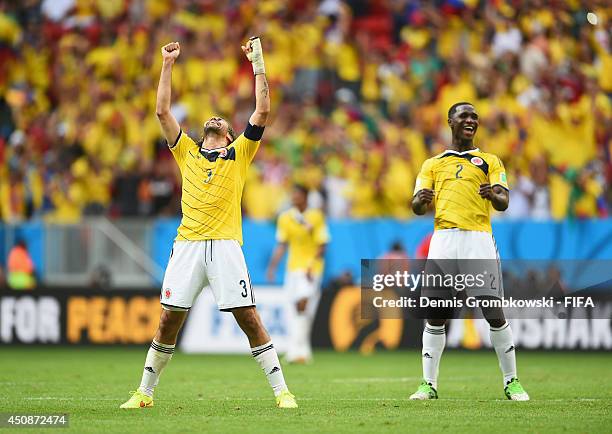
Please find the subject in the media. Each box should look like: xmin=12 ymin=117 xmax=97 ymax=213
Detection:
xmin=267 ymin=185 xmax=330 ymax=364
xmin=409 ymin=102 xmax=529 ymax=401
xmin=120 ymin=37 xmax=297 ymax=410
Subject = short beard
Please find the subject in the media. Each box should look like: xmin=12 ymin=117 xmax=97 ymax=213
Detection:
xmin=203 ymin=125 xmax=224 ymax=139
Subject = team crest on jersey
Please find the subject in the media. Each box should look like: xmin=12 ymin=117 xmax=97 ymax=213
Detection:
xmin=164 ymin=288 xmax=171 ymax=299
xmin=470 ymin=156 xmax=484 ymax=166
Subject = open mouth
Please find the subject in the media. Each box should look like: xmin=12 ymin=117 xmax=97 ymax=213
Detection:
xmin=463 ymin=125 xmax=476 ymax=135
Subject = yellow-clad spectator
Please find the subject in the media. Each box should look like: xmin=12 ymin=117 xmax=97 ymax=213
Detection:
xmin=381 ymin=144 xmax=415 ymax=218
xmin=0 ymin=1 xmax=610 ymax=222
xmin=0 ymin=169 xmax=26 ymax=222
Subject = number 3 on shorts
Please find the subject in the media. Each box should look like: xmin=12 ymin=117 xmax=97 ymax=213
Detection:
xmin=239 ymin=279 xmax=248 ymax=298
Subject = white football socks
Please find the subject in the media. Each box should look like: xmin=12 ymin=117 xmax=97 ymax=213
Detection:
xmin=490 ymin=322 xmax=517 ymax=385
xmin=139 ymin=340 xmax=175 ymax=397
xmin=251 ymin=341 xmax=287 ymax=397
xmin=287 ymin=313 xmax=312 ymax=362
xmin=422 ymin=323 xmax=446 ymax=390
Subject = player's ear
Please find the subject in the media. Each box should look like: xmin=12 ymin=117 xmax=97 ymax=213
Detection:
xmin=447 ymin=118 xmax=452 ymax=127
xmin=226 ymin=123 xmax=236 ymax=144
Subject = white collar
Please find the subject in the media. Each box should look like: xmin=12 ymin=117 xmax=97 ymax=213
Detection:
xmin=201 ymin=145 xmax=229 ymax=152
xmin=441 ymin=148 xmax=480 ymax=156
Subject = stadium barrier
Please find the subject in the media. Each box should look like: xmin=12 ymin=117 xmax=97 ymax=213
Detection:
xmin=0 ymin=289 xmax=161 ymax=345
xmin=2 ymin=286 xmax=609 ymax=351
xmin=311 ymin=286 xmax=612 ymax=352
xmin=2 ymin=219 xmax=612 ymax=288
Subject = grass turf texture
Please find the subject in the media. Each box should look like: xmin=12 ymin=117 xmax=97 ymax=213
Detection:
xmin=1 ymin=348 xmax=610 ymax=433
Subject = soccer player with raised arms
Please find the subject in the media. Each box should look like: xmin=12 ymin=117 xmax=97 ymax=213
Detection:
xmin=120 ymin=37 xmax=297 ymax=409
xmin=409 ymin=102 xmax=529 ymax=401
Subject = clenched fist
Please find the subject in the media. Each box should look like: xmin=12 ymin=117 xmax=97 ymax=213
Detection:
xmin=241 ymin=36 xmax=265 ymax=75
xmin=161 ymin=42 xmax=180 ymax=61
xmin=479 ymin=183 xmax=494 ymax=200
xmin=416 ymin=188 xmax=435 ymax=205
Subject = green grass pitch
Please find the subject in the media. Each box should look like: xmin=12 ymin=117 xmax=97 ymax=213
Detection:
xmin=1 ymin=348 xmax=610 ymax=433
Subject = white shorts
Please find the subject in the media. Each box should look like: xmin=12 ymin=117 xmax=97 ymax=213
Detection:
xmin=428 ymin=229 xmax=499 ymax=260
xmin=425 ymin=229 xmax=503 ymax=298
xmin=161 ymin=240 xmax=255 ymax=311
xmin=284 ymin=270 xmax=321 ymax=303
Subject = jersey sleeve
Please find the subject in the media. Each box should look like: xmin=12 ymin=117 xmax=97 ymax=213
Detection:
xmin=234 ymin=123 xmax=264 ymax=167
xmin=168 ymin=131 xmax=196 ymax=171
xmin=276 ymin=214 xmax=289 ymax=243
xmin=313 ymin=211 xmax=331 ymax=245
xmin=413 ymin=158 xmax=435 ymax=195
xmin=489 ymin=156 xmax=509 ymax=190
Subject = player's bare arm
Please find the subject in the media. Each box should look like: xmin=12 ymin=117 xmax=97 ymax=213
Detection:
xmin=266 ymin=242 xmax=288 ymax=282
xmin=242 ymin=37 xmax=270 ymax=127
xmin=156 ymin=42 xmax=181 ymax=144
xmin=412 ymin=189 xmax=435 ymax=215
xmin=479 ymin=184 xmax=509 ymax=211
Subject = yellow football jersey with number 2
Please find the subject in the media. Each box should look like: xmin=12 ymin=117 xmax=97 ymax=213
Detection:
xmin=413 ymin=149 xmax=509 ymax=232
xmin=169 ymin=129 xmax=261 ymax=244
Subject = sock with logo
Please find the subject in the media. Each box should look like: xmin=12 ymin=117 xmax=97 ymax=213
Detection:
xmin=138 ymin=340 xmax=175 ymax=397
xmin=490 ymin=322 xmax=517 ymax=386
xmin=422 ymin=323 xmax=446 ymax=390
xmin=251 ymin=341 xmax=287 ymax=397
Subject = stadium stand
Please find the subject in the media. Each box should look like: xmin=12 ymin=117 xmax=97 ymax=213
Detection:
xmin=0 ymin=0 xmax=610 ymax=223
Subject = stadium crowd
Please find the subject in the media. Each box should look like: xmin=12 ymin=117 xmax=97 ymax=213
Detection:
xmin=0 ymin=0 xmax=610 ymax=223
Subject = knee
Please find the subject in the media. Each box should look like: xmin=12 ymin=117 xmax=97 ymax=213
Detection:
xmin=482 ymin=306 xmax=506 ymax=328
xmin=157 ymin=320 xmax=173 ymax=338
xmin=242 ymin=313 xmax=261 ymax=335
xmin=426 ymin=319 xmax=447 ymax=327
xmin=486 ymin=318 xmax=506 ymax=329
xmin=157 ymin=311 xmax=182 ymax=339
xmin=236 ymin=309 xmax=263 ymax=336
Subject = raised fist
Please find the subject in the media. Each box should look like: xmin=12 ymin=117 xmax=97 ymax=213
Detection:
xmin=161 ymin=42 xmax=180 ymax=61
xmin=241 ymin=37 xmax=265 ymax=75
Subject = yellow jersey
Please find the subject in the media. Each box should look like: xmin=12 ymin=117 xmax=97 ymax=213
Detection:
xmin=276 ymin=207 xmax=330 ymax=275
xmin=413 ymin=148 xmax=509 ymax=233
xmin=169 ymin=126 xmax=262 ymax=244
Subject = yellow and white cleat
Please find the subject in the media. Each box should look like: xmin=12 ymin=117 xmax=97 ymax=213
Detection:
xmin=276 ymin=390 xmax=298 ymax=409
xmin=119 ymin=390 xmax=154 ymax=409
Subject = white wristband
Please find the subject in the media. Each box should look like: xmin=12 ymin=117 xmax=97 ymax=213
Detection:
xmin=247 ymin=37 xmax=265 ymax=75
